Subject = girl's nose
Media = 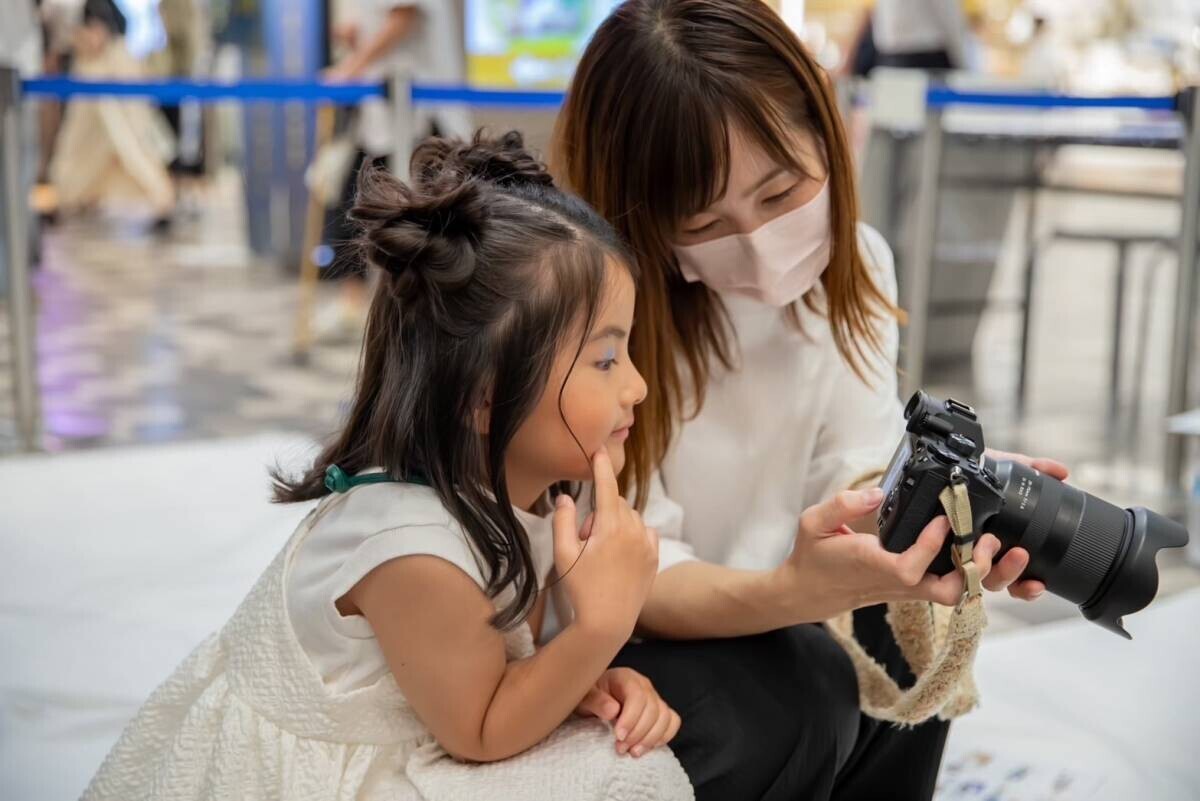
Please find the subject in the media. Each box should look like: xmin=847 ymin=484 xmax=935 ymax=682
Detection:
xmin=624 ymin=365 xmax=648 ymax=407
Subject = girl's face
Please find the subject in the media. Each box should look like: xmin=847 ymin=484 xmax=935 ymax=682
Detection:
xmin=673 ymin=124 xmax=827 ymax=247
xmin=505 ymin=260 xmax=646 ymax=507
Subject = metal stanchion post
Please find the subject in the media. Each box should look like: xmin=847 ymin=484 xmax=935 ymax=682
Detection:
xmin=388 ymin=71 xmax=415 ymax=182
xmin=292 ymin=103 xmax=337 ymax=364
xmin=0 ymin=66 xmax=40 ymax=451
xmin=1165 ymin=86 xmax=1200 ymax=493
xmin=901 ymin=98 xmax=945 ymax=400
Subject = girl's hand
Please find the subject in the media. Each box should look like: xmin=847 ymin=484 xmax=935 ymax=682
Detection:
xmin=575 ymin=668 xmax=681 ymax=757
xmin=553 ymin=451 xmax=659 ymax=642
xmin=981 ymin=448 xmax=1070 ymax=602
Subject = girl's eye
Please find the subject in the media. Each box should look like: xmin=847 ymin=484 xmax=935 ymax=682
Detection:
xmin=764 ymin=184 xmax=798 ymax=205
xmin=595 ymin=357 xmax=617 ymax=371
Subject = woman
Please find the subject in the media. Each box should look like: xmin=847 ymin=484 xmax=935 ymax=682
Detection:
xmin=552 ymin=1 xmax=1067 ymax=798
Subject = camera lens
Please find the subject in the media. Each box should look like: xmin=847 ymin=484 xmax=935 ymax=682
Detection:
xmin=987 ymin=459 xmax=1188 ymax=638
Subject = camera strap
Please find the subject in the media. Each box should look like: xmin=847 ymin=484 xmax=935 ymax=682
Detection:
xmin=941 ymin=467 xmax=984 ymax=608
xmin=823 ymin=468 xmax=987 ymax=725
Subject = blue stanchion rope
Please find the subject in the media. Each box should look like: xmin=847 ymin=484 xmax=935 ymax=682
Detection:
xmin=19 ymin=76 xmax=1177 ymax=114
xmin=925 ymin=87 xmax=1178 ymax=111
xmin=21 ymin=77 xmax=386 ymax=104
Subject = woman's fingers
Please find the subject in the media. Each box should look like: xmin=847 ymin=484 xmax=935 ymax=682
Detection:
xmin=892 ymin=516 xmax=951 ymax=584
xmin=1031 ymin=457 xmax=1070 ymax=481
xmin=986 ymin=448 xmax=1071 ymax=481
xmin=981 ymin=544 xmax=1030 ymax=592
xmin=1008 ymin=577 xmax=1046 ymax=601
xmin=802 ymin=488 xmax=885 ymax=535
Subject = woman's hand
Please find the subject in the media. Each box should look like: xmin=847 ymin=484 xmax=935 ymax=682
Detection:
xmin=779 ymin=488 xmax=1048 ymax=617
xmin=553 ymin=450 xmax=659 ymax=643
xmin=575 ymin=667 xmax=681 ymax=757
xmin=980 ymin=448 xmax=1070 ymax=602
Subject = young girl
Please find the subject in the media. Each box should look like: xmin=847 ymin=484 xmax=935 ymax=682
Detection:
xmin=81 ymin=132 xmax=693 ymax=800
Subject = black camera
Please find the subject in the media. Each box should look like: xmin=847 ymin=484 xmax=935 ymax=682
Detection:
xmin=878 ymin=391 xmax=1189 ymax=638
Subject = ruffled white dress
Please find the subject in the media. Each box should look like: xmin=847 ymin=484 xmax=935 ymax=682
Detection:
xmin=80 ymin=483 xmax=693 ymax=801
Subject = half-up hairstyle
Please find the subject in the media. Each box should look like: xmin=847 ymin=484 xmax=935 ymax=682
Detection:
xmin=273 ymin=130 xmax=635 ymax=630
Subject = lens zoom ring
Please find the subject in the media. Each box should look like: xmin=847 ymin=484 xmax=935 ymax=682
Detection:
xmin=1060 ymin=498 xmax=1126 ymax=600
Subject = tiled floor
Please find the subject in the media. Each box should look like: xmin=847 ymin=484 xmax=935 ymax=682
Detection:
xmin=1 ymin=166 xmax=1198 ymax=632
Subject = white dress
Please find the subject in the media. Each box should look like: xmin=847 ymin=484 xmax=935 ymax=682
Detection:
xmin=80 ymin=483 xmax=694 ymax=801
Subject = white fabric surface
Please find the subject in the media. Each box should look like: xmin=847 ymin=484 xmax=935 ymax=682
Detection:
xmin=4 ymin=436 xmax=1197 ymax=800
xmin=0 ymin=435 xmax=317 ymax=801
xmin=938 ymin=588 xmax=1200 ymax=800
xmin=649 ymin=223 xmax=908 ymax=574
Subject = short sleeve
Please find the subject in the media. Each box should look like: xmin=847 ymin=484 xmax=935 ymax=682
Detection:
xmin=802 ymin=224 xmax=908 ymax=506
xmin=323 ymin=524 xmax=487 ymax=640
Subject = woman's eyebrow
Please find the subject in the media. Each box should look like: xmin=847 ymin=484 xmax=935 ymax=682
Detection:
xmin=587 ymin=325 xmax=628 ymax=343
xmin=743 ymin=166 xmax=788 ymax=198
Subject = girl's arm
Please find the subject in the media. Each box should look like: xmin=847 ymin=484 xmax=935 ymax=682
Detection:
xmin=349 ymin=555 xmax=627 ymax=763
xmin=352 ymin=451 xmax=658 ymax=762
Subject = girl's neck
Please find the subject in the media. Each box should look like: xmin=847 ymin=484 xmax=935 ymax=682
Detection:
xmin=505 ymin=467 xmax=552 ymax=514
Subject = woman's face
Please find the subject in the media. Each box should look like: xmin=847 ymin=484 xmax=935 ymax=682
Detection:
xmin=504 ymin=260 xmax=646 ymax=506
xmin=674 ymin=124 xmax=827 ymax=247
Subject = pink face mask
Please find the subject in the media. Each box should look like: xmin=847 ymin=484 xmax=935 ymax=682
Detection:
xmin=672 ymin=179 xmax=831 ymax=306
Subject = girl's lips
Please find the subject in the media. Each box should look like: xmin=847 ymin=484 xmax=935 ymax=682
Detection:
xmin=611 ymin=425 xmax=632 ymax=441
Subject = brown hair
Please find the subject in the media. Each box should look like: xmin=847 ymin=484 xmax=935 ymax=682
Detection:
xmin=553 ymin=0 xmax=901 ymax=507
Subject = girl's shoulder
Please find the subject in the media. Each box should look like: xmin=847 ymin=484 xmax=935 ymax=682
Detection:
xmin=313 ymin=481 xmax=461 ymax=540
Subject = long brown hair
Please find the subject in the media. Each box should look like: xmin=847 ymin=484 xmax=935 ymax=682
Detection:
xmin=553 ymin=0 xmax=901 ymax=507
xmin=273 ymin=131 xmax=633 ymax=629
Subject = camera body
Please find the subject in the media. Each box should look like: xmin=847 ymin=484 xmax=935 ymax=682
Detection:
xmin=877 ymin=391 xmax=1189 ymax=638
xmin=877 ymin=394 xmax=1007 ymax=574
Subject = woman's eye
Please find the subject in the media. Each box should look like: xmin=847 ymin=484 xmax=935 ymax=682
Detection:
xmin=595 ymin=358 xmax=617 ymax=371
xmin=683 ymin=219 xmax=718 ymax=236
xmin=764 ymin=184 xmax=798 ymax=205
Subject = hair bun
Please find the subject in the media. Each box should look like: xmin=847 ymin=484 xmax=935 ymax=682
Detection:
xmin=350 ymin=164 xmax=488 ymax=293
xmin=411 ymin=129 xmax=555 ymax=191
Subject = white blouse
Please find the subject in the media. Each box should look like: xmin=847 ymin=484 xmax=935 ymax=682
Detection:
xmin=649 ymin=223 xmax=907 ymax=573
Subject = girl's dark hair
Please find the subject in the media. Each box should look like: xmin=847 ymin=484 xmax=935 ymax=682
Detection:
xmin=272 ymin=130 xmax=634 ymax=630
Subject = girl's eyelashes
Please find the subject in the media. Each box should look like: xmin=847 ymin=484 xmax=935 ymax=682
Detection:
xmin=595 ymin=347 xmax=619 ymax=371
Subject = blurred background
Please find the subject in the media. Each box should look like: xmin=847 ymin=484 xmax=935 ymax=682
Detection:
xmin=2 ymin=1 xmax=1200 ymax=799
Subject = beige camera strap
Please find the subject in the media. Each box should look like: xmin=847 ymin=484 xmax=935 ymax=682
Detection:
xmin=825 ymin=469 xmax=987 ymax=726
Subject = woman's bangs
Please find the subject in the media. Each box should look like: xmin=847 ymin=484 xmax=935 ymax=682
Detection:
xmin=730 ymin=81 xmax=822 ymax=182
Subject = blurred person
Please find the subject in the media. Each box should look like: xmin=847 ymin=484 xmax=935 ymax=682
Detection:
xmin=873 ymin=0 xmax=977 ymax=71
xmin=147 ymin=0 xmax=212 ymax=214
xmin=48 ymin=0 xmax=176 ymax=230
xmin=315 ymin=0 xmax=473 ymax=339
